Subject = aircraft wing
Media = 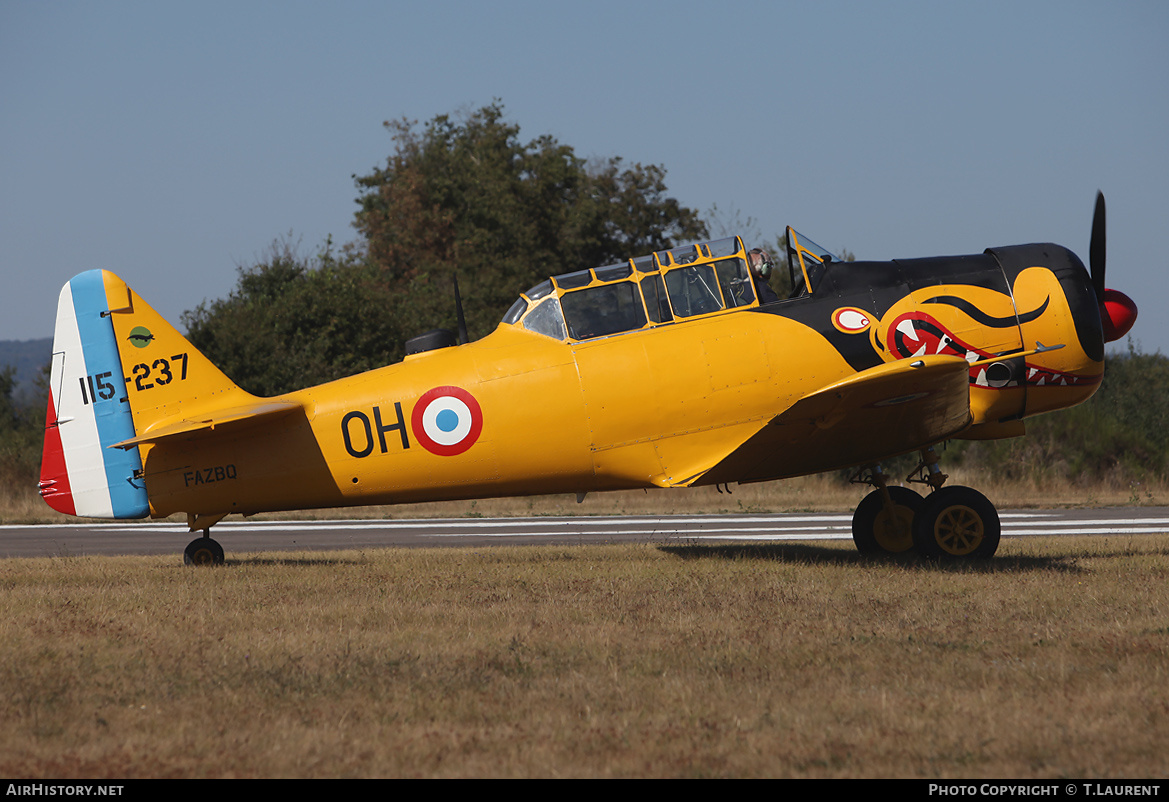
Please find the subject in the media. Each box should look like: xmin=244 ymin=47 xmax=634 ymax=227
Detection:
xmin=690 ymin=355 xmax=974 ymax=486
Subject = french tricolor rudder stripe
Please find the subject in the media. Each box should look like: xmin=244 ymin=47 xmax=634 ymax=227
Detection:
xmin=39 ymin=270 xmax=149 ymax=519
xmin=38 ymin=389 xmax=75 ymax=515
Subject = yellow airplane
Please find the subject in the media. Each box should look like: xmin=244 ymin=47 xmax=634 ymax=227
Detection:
xmin=40 ymin=194 xmax=1137 ymax=564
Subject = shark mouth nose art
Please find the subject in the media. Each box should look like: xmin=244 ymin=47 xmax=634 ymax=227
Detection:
xmin=888 ymin=312 xmax=1096 ymax=388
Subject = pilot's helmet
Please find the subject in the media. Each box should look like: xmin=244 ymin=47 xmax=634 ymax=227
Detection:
xmin=750 ymin=248 xmax=773 ymax=278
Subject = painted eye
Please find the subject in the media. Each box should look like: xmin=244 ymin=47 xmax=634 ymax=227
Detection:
xmin=832 ymin=307 xmax=871 ymax=333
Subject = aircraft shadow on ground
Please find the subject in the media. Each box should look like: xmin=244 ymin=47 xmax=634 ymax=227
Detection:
xmin=658 ymin=542 xmax=1086 ymax=574
xmin=199 ymin=540 xmax=1134 ymax=575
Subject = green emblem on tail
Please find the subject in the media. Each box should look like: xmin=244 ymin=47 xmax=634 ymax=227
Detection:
xmin=128 ymin=327 xmax=154 ymax=348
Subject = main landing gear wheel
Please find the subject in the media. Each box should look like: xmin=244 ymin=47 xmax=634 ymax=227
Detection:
xmin=912 ymin=486 xmax=1001 ymax=560
xmin=184 ymin=536 xmax=225 ymax=566
xmin=852 ymin=486 xmax=923 ymax=555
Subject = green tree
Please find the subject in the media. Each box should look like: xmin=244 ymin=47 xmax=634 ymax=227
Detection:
xmin=188 ymin=102 xmax=709 ymax=395
xmin=182 ymin=238 xmax=406 ymax=397
xmin=0 ymin=367 xmax=22 ymax=435
xmin=0 ymin=366 xmax=43 ymax=490
xmin=353 ymin=101 xmax=707 ymax=341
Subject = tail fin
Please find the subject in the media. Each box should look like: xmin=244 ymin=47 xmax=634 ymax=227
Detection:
xmin=41 ymin=271 xmax=150 ymax=517
xmin=40 ymin=270 xmax=257 ymax=519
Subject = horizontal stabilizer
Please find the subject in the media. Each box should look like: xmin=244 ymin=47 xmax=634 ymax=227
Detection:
xmin=110 ymin=400 xmax=302 ymax=449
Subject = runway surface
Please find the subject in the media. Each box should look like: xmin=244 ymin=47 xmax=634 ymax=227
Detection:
xmin=2 ymin=507 xmax=1168 ymax=560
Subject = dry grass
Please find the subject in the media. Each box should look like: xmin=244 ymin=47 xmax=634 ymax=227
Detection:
xmin=2 ymin=534 xmax=1168 ymax=778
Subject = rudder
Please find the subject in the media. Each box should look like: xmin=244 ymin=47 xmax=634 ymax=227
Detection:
xmin=40 ymin=270 xmax=149 ymax=518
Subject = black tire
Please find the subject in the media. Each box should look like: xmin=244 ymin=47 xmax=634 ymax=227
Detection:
xmin=852 ymin=486 xmax=923 ymax=555
xmin=184 ymin=537 xmax=225 ymax=566
xmin=912 ymin=486 xmax=1000 ymax=560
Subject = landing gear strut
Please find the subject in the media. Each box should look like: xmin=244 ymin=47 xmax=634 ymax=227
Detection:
xmin=850 ymin=465 xmax=921 ymax=554
xmin=851 ymin=448 xmax=1000 ymax=560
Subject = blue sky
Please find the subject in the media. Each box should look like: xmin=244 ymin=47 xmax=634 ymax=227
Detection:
xmin=3 ymin=1 xmax=1167 ymax=355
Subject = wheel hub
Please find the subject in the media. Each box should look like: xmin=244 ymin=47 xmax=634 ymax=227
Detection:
xmin=874 ymin=506 xmax=915 ymax=552
xmin=931 ymin=504 xmax=984 ymax=555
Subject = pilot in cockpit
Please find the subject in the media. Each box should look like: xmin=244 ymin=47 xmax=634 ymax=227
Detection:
xmin=749 ymin=249 xmax=780 ymax=304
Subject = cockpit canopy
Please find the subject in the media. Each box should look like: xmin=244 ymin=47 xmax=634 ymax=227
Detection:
xmin=502 ymin=236 xmax=760 ymax=342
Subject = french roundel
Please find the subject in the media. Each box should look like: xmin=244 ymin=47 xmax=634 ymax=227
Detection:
xmin=411 ymin=386 xmax=484 ymax=456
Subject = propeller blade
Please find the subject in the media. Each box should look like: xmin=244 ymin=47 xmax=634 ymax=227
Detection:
xmin=1088 ymin=191 xmax=1138 ymax=343
xmin=1089 ymin=191 xmax=1106 ymax=301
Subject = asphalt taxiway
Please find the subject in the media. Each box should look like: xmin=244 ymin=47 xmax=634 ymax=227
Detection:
xmin=2 ymin=507 xmax=1167 ymax=560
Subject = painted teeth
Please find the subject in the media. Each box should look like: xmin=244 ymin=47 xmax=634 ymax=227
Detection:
xmin=897 ymin=319 xmax=919 ymax=341
xmin=965 ymin=351 xmax=978 ymax=364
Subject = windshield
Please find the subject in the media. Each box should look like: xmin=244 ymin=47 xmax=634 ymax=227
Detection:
xmin=785 ymin=227 xmax=839 ymax=297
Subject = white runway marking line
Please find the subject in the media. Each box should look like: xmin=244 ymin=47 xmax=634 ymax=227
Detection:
xmin=13 ymin=512 xmax=1166 ymax=542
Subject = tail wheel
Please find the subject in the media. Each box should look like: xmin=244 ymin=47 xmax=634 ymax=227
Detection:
xmin=184 ymin=536 xmax=225 ymax=566
xmin=852 ymin=486 xmax=922 ymax=555
xmin=912 ymin=486 xmax=1000 ymax=559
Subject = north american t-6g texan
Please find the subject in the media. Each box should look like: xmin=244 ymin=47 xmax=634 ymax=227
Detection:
xmin=40 ymin=193 xmax=1137 ymax=564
